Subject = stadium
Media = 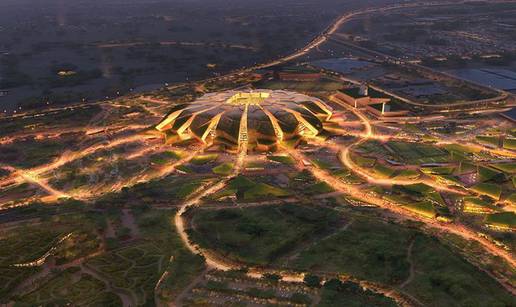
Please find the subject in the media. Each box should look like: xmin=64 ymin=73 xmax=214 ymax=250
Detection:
xmin=155 ymin=90 xmax=333 ymax=152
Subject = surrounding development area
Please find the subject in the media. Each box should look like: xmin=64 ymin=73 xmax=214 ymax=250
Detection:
xmin=0 ymin=0 xmax=516 ymax=306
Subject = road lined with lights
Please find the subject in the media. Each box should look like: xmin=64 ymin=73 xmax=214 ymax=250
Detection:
xmin=1 ymin=1 xmax=515 ymax=302
xmin=329 ymin=95 xmax=469 ymax=195
xmin=303 ymin=96 xmax=516 ymax=293
xmin=174 ymin=102 xmax=251 ymax=269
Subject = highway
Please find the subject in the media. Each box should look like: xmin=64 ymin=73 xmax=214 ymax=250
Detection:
xmin=328 ymin=36 xmax=512 ymax=110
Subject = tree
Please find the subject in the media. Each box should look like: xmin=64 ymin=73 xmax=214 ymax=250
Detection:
xmin=262 ymin=273 xmax=281 ymax=283
xmin=323 ymin=278 xmax=343 ymax=291
xmin=303 ymin=274 xmax=321 ymax=288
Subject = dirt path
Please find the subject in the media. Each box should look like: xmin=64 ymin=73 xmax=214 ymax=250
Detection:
xmin=121 ymin=209 xmax=140 ymax=239
xmin=399 ymin=238 xmax=416 ymax=289
xmin=281 ymin=219 xmax=354 ymax=267
xmin=105 ymin=220 xmax=116 ymax=238
xmin=12 ymin=250 xmax=103 ymax=297
xmin=80 ymin=263 xmax=136 ymax=307
xmin=173 ymin=268 xmax=210 ymax=306
xmin=154 ymin=256 xmax=172 ymax=307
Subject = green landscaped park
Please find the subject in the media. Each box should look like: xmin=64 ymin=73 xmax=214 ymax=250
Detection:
xmin=189 ymin=204 xmax=340 ymax=266
xmin=291 ymin=215 xmax=515 ymax=306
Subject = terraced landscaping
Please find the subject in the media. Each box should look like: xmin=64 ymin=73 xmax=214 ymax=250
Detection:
xmin=385 ymin=141 xmax=449 ymax=164
xmin=18 ymin=268 xmax=121 ymax=305
xmin=0 ymin=212 xmax=101 ymax=299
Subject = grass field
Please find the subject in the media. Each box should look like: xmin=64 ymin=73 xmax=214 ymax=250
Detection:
xmin=490 ymin=163 xmax=516 ymax=175
xmin=388 ymin=184 xmax=445 ymax=210
xmin=443 ymin=144 xmax=480 ymax=155
xmin=182 ymin=270 xmax=322 ymax=306
xmin=421 ymin=166 xmax=455 ymax=175
xmin=222 ymin=176 xmax=291 ymax=201
xmin=86 ymin=243 xmax=165 ymax=305
xmin=87 ymin=209 xmax=205 ymax=304
xmin=212 ymin=162 xmax=234 ymax=176
xmin=503 ymin=138 xmax=516 ymax=150
xmin=476 ymin=135 xmax=500 ymax=147
xmin=311 ymin=158 xmax=335 ymax=170
xmin=392 ymin=169 xmax=421 ymax=180
xmin=332 ymin=168 xmax=364 ymax=184
xmin=150 ymin=150 xmax=183 ymax=165
xmin=402 ymin=201 xmax=436 ymax=218
xmin=0 ymin=105 xmax=101 ymax=138
xmin=0 ymin=267 xmax=39 ymax=302
xmin=404 ymin=235 xmax=514 ymax=306
xmin=485 ymin=212 xmax=516 ymax=230
xmin=306 ymin=182 xmax=335 ymax=194
xmin=507 ymin=193 xmax=516 ymax=205
xmin=463 ymin=197 xmax=498 ymax=214
xmin=0 ymin=226 xmax=68 ymax=266
xmin=190 ymin=154 xmax=219 ymax=165
xmin=293 ymin=217 xmax=412 ymax=285
xmin=357 ymin=140 xmax=391 ymax=156
xmin=372 ymin=163 xmax=396 ymax=179
xmin=457 ymin=162 xmax=477 ymax=174
xmin=385 ymin=141 xmax=449 ymax=164
xmin=471 ymin=183 xmax=502 ymax=200
xmin=244 ymin=183 xmax=291 ymax=200
xmin=478 ymin=166 xmax=504 ymax=182
xmin=267 ymin=155 xmax=295 ymax=165
xmin=352 ymin=154 xmax=376 ymax=168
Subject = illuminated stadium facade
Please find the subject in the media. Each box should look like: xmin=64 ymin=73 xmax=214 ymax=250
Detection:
xmin=156 ymin=90 xmax=333 ymax=152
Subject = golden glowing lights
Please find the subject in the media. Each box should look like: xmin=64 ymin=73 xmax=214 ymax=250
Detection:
xmin=155 ymin=90 xmax=333 ymax=152
xmin=226 ymin=92 xmax=270 ymax=106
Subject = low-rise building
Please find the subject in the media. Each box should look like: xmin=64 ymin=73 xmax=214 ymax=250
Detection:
xmin=366 ymin=101 xmax=410 ymax=117
xmin=335 ymin=86 xmax=374 ymax=108
xmin=335 ymin=85 xmax=409 ymax=117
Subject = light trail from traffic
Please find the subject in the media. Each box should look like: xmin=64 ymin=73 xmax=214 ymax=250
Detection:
xmin=2 ymin=165 xmax=69 ymax=200
xmin=284 ymin=94 xmax=516 ymax=293
xmin=1 ymin=0 xmax=515 ymax=301
xmin=286 ymin=146 xmax=516 ymax=287
xmin=173 ymin=107 xmax=252 ymax=271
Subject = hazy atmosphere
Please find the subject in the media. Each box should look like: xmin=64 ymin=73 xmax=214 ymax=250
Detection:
xmin=0 ymin=0 xmax=393 ymax=112
xmin=1 ymin=1 xmax=515 ymax=306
